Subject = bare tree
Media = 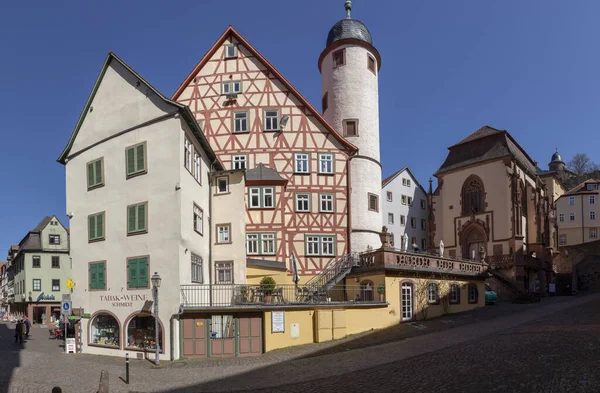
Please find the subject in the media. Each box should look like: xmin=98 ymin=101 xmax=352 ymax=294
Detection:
xmin=568 ymin=153 xmax=596 ymax=177
xmin=413 ymin=272 xmax=437 ymax=320
xmin=438 ymin=273 xmax=452 ymax=314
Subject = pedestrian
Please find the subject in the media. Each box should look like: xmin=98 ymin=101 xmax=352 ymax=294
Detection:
xmin=14 ymin=319 xmax=24 ymax=344
xmin=24 ymin=317 xmax=31 ymax=338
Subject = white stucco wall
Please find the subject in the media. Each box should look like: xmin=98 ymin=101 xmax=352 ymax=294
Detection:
xmin=321 ymin=43 xmax=382 ymax=252
xmin=382 ymin=169 xmax=428 ymax=250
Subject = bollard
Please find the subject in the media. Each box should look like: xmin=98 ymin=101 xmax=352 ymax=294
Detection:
xmin=125 ymin=353 xmax=130 ymax=384
xmin=98 ymin=370 xmax=109 ymax=393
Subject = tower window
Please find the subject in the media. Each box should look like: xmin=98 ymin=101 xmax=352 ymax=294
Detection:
xmin=322 ymin=92 xmax=328 ymax=113
xmin=367 ymin=55 xmax=376 ymax=74
xmin=368 ymin=193 xmax=379 ymax=212
xmin=343 ymin=119 xmax=358 ymax=137
xmin=333 ymin=49 xmax=346 ymax=67
xmin=225 ymin=45 xmax=237 ymax=59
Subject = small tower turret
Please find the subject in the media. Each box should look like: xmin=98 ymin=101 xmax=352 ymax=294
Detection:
xmin=319 ymin=1 xmax=382 ymax=252
xmin=549 ymin=149 xmax=565 ymax=172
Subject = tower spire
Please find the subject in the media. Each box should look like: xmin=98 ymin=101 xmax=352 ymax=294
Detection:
xmin=345 ymin=0 xmax=352 ymax=19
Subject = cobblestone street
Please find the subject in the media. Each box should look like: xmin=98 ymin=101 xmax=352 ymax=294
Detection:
xmin=1 ymin=294 xmax=599 ymax=393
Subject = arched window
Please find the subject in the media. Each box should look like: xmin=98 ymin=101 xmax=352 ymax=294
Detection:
xmin=462 ymin=178 xmax=484 ymax=214
xmin=427 ymin=282 xmax=439 ymax=304
xmin=89 ymin=312 xmax=120 ymax=348
xmin=125 ymin=313 xmax=163 ymax=352
xmin=360 ymin=280 xmax=374 ymax=302
xmin=450 ymin=284 xmax=461 ymax=304
xmin=468 ymin=284 xmax=479 ymax=304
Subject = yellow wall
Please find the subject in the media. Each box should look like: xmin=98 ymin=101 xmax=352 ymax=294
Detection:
xmin=263 ymin=310 xmax=315 ymax=351
xmin=246 ymin=265 xmax=314 ymax=285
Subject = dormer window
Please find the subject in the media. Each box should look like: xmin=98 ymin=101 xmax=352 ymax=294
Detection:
xmin=222 ymin=81 xmax=242 ymax=95
xmin=225 ymin=45 xmax=237 ymax=59
xmin=587 ymin=183 xmax=599 ymax=191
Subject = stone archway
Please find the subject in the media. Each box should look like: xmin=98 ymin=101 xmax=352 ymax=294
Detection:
xmin=461 ymin=222 xmax=488 ymax=260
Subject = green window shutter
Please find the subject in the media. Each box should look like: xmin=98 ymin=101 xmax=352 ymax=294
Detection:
xmin=97 ymin=262 xmax=105 ymax=289
xmin=96 ymin=213 xmax=104 ymax=239
xmin=126 ymin=147 xmax=136 ymax=175
xmin=137 ymin=203 xmax=146 ymax=232
xmin=137 ymin=257 xmax=148 ymax=288
xmin=128 ymin=259 xmax=138 ymax=288
xmin=136 ymin=144 xmax=145 ymax=172
xmin=89 ymin=264 xmax=97 ymax=289
xmin=87 ymin=162 xmax=95 ymax=188
xmin=95 ymin=160 xmax=103 ymax=185
xmin=128 ymin=205 xmax=137 ymax=233
xmin=89 ymin=215 xmax=96 ymax=240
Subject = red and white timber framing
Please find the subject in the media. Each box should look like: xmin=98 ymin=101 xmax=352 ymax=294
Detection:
xmin=173 ymin=26 xmax=357 ymax=276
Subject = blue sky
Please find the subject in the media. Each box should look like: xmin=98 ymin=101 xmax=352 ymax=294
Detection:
xmin=0 ymin=0 xmax=599 ymax=249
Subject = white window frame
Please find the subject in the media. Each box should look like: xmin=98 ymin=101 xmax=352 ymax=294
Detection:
xmin=184 ymin=139 xmax=192 ymax=171
xmin=306 ymin=235 xmax=335 ymax=256
xmin=246 ymin=233 xmax=276 ymax=255
xmin=248 ymin=187 xmax=275 ymax=209
xmin=386 ymin=192 xmax=393 ymax=202
xmin=264 ymin=109 xmax=279 ymax=131
xmin=570 ymin=212 xmax=575 ymax=221
xmin=225 ymin=44 xmax=237 ymax=59
xmin=320 ymin=194 xmax=334 ymax=213
xmin=295 ymin=153 xmax=310 ymax=174
xmin=246 ymin=234 xmax=259 ymax=255
xmin=193 ymin=205 xmax=203 ymax=235
xmin=587 ymin=183 xmax=599 ymax=191
xmin=318 ymin=153 xmax=334 ymax=174
xmin=591 ymin=228 xmax=598 ymax=239
xmin=450 ymin=285 xmax=459 ymax=303
xmin=401 ymin=195 xmax=407 ymax=205
xmin=216 ymin=262 xmax=233 ymax=284
xmin=591 ymin=211 xmax=596 ymax=220
xmin=388 ymin=213 xmax=394 ymax=224
xmin=295 ymin=193 xmax=310 ymax=212
xmin=261 ymin=233 xmax=276 ymax=255
xmin=222 ymin=81 xmax=242 ymax=95
xmin=232 ymin=154 xmax=247 ymax=170
xmin=217 ymin=177 xmax=229 ymax=194
xmin=590 ymin=195 xmax=596 ymax=204
xmin=468 ymin=285 xmax=477 ymax=303
xmin=217 ymin=225 xmax=230 ymax=244
xmin=194 ymin=152 xmax=201 ymax=182
xmin=569 ymin=196 xmax=575 ymax=205
xmin=400 ymin=215 xmax=406 ymax=226
xmin=233 ymin=111 xmax=248 ymax=133
xmin=559 ymin=213 xmax=564 ymax=222
xmin=559 ymin=234 xmax=566 ymax=245
xmin=191 ymin=253 xmax=203 ymax=283
xmin=427 ymin=283 xmax=438 ymax=304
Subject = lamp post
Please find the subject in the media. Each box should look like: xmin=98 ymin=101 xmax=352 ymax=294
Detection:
xmin=151 ymin=272 xmax=162 ymax=366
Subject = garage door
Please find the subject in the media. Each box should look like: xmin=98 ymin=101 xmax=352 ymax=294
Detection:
xmin=181 ymin=316 xmax=207 ymax=359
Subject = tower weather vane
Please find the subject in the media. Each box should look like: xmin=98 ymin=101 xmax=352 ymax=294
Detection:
xmin=345 ymin=0 xmax=352 ymax=19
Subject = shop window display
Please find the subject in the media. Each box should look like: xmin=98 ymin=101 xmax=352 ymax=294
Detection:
xmin=90 ymin=314 xmax=120 ymax=347
xmin=126 ymin=314 xmax=162 ymax=351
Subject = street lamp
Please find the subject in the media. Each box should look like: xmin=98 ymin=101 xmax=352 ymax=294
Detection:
xmin=151 ymin=272 xmax=162 ymax=366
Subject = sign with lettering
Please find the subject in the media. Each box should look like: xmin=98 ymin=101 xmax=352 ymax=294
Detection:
xmin=272 ymin=311 xmax=285 ymax=333
xmin=100 ymin=294 xmax=149 ymax=308
xmin=36 ymin=292 xmax=56 ymax=302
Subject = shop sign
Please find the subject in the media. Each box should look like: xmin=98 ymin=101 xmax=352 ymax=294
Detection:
xmin=100 ymin=294 xmax=149 ymax=308
xmin=36 ymin=292 xmax=56 ymax=302
xmin=272 ymin=311 xmax=285 ymax=333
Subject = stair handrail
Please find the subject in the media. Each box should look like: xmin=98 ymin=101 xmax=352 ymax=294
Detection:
xmin=303 ymin=252 xmax=359 ymax=292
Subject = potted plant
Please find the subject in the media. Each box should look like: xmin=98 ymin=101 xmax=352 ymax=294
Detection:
xmin=377 ymin=284 xmax=385 ymax=302
xmin=260 ymin=276 xmax=276 ymax=303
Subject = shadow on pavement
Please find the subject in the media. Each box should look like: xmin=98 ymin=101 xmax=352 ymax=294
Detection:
xmin=0 ymin=322 xmax=22 ymax=393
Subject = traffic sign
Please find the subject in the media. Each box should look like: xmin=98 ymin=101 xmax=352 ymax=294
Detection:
xmin=62 ymin=294 xmax=71 ymax=302
xmin=66 ymin=279 xmax=74 ymax=289
xmin=61 ymin=300 xmax=72 ymax=316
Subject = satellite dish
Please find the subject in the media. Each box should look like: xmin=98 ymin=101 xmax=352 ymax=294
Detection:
xmin=280 ymin=115 xmax=290 ymax=130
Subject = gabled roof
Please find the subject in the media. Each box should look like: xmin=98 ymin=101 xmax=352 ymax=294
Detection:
xmin=561 ymin=178 xmax=600 ymax=197
xmin=15 ymin=215 xmax=68 ymax=254
xmin=57 ymin=52 xmax=223 ymax=170
xmin=246 ymin=163 xmax=287 ymax=185
xmin=435 ymin=125 xmax=538 ymax=177
xmin=171 ymin=26 xmax=357 ymax=154
xmin=382 ymin=166 xmax=427 ymax=195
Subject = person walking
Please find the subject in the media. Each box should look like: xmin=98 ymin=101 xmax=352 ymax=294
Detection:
xmin=24 ymin=317 xmax=31 ymax=338
xmin=14 ymin=319 xmax=24 ymax=344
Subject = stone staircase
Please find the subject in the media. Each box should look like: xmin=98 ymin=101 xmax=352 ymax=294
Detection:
xmin=301 ymin=253 xmax=360 ymax=301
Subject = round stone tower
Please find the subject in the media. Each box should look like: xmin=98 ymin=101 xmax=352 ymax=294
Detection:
xmin=549 ymin=149 xmax=565 ymax=172
xmin=319 ymin=0 xmax=382 ymax=252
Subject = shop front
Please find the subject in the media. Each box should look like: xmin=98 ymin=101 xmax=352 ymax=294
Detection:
xmin=27 ymin=292 xmax=61 ymax=325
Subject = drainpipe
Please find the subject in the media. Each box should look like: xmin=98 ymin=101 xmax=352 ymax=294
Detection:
xmin=208 ymin=159 xmax=219 ymax=307
xmin=170 ymin=307 xmax=184 ymax=361
xmin=347 ymin=150 xmax=359 ymax=254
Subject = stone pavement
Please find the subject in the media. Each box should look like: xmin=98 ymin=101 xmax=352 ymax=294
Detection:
xmin=0 ymin=294 xmax=598 ymax=392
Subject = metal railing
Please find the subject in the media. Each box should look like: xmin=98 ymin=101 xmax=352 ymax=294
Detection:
xmin=180 ymin=284 xmax=384 ymax=308
xmin=303 ymin=253 xmax=360 ymax=293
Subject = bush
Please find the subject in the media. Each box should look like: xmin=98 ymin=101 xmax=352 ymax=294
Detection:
xmin=260 ymin=276 xmax=276 ymax=296
xmin=377 ymin=284 xmax=385 ymax=295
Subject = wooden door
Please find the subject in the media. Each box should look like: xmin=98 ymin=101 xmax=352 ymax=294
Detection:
xmin=210 ymin=315 xmax=235 ymax=358
xmin=181 ymin=317 xmax=207 ymax=358
xmin=238 ymin=314 xmax=262 ymax=357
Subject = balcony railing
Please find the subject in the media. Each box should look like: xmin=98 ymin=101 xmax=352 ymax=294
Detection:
xmin=358 ymin=248 xmax=487 ymax=276
xmin=180 ymin=284 xmax=385 ymax=309
xmin=485 ymin=254 xmax=515 ymax=270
